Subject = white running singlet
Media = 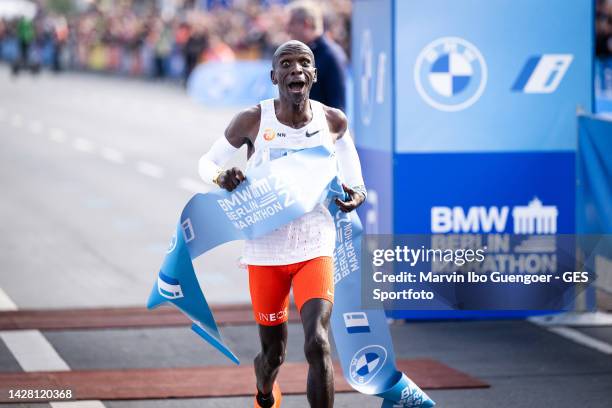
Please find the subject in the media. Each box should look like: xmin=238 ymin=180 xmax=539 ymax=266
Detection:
xmin=242 ymin=99 xmax=336 ymax=266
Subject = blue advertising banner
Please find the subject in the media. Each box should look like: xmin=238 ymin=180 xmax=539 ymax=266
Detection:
xmin=577 ymin=115 xmax=612 ymax=234
xmin=352 ymin=0 xmax=394 ymax=235
xmin=187 ymin=61 xmax=277 ymax=107
xmin=394 ymin=0 xmax=592 ymax=153
xmin=352 ymin=0 xmax=593 ymax=318
xmin=595 ymin=57 xmax=612 ymax=113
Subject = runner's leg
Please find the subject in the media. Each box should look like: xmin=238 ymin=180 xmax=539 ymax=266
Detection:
xmin=249 ymin=264 xmax=291 ymax=405
xmin=255 ymin=323 xmax=287 ymax=395
xmin=301 ymin=298 xmax=334 ymax=408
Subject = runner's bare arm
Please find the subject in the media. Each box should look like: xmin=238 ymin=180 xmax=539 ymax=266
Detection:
xmin=198 ymin=106 xmax=261 ymax=192
xmin=323 ymin=106 xmax=348 ymax=142
xmin=323 ymin=105 xmax=367 ymax=212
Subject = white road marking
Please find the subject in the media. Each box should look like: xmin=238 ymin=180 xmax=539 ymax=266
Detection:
xmin=178 ymin=177 xmax=210 ymax=194
xmin=100 ymin=147 xmax=125 ymax=164
xmin=0 ymin=287 xmax=17 ymax=311
xmin=27 ymin=120 xmax=43 ymax=134
xmin=548 ymin=326 xmax=612 ymax=355
xmin=137 ymin=161 xmax=164 ymax=178
xmin=0 ymin=330 xmax=70 ymax=371
xmin=0 ymin=289 xmax=106 ymax=406
xmin=51 ymin=401 xmax=106 ymax=408
xmin=49 ymin=128 xmax=67 ymax=143
xmin=73 ymin=138 xmax=95 ymax=153
xmin=10 ymin=114 xmax=23 ymax=128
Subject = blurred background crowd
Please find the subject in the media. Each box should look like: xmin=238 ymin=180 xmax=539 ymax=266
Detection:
xmin=0 ymin=0 xmax=351 ymax=81
xmin=1 ymin=0 xmax=610 ymax=84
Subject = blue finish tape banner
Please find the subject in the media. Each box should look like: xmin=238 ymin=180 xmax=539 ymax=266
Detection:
xmin=147 ymin=145 xmax=434 ymax=407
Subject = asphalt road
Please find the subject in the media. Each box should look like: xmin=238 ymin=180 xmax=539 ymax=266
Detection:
xmin=1 ymin=66 xmax=611 ymax=408
xmin=0 ymin=66 xmax=250 ymax=309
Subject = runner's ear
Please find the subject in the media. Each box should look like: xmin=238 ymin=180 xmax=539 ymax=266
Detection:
xmin=271 ymin=70 xmax=278 ymax=85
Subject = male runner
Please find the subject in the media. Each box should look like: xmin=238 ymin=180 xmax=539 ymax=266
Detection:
xmin=198 ymin=40 xmax=366 ymax=408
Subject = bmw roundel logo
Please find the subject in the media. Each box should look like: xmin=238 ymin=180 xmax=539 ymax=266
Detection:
xmin=349 ymin=345 xmax=387 ymax=385
xmin=414 ymin=37 xmax=487 ymax=112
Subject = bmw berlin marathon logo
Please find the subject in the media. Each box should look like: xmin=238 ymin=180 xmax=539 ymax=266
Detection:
xmin=349 ymin=345 xmax=387 ymax=385
xmin=414 ymin=37 xmax=487 ymax=111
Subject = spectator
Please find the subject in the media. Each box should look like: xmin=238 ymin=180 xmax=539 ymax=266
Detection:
xmin=151 ymin=17 xmax=173 ymax=78
xmin=52 ymin=16 xmax=69 ymax=72
xmin=596 ymin=0 xmax=612 ymax=57
xmin=13 ymin=16 xmax=35 ymax=74
xmin=202 ymin=34 xmax=235 ymax=62
xmin=183 ymin=23 xmax=209 ymax=83
xmin=287 ymin=0 xmax=348 ymax=112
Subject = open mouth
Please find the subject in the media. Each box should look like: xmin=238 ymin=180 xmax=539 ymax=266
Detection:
xmin=288 ymin=80 xmax=306 ymax=93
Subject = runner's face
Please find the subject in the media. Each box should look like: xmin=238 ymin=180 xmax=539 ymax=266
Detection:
xmin=273 ymin=50 xmax=317 ymax=104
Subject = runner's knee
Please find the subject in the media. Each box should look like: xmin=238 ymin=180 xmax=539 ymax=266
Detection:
xmin=304 ymin=331 xmax=330 ymax=363
xmin=262 ymin=348 xmax=285 ymax=369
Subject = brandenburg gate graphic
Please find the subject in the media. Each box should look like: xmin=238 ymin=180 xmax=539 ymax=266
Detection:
xmin=512 ymin=198 xmax=559 ymax=234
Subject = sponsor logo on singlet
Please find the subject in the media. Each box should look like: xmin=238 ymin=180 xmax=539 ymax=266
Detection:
xmin=263 ymin=128 xmax=276 ymax=141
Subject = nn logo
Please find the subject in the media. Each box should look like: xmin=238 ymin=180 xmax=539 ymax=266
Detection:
xmin=512 ymin=54 xmax=573 ymax=94
xmin=431 ymin=198 xmax=558 ymax=234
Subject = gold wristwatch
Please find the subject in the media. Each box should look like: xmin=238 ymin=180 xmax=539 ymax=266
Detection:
xmin=213 ymin=169 xmax=224 ymax=186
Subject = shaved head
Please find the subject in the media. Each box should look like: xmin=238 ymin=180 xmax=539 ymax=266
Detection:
xmin=272 ymin=40 xmax=315 ymax=69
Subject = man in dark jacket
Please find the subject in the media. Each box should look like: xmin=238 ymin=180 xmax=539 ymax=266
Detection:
xmin=287 ymin=1 xmax=347 ymax=112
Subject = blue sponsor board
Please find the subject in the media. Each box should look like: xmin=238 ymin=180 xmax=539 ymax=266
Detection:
xmin=394 ymin=0 xmax=592 ymax=153
xmin=352 ymin=0 xmax=593 ymax=318
xmin=394 ymin=152 xmax=575 ymax=234
xmin=577 ymin=115 xmax=612 ymax=234
xmin=187 ymin=61 xmax=277 ymax=107
xmin=352 ymin=0 xmax=394 ymax=234
xmin=595 ymin=58 xmax=612 ymax=113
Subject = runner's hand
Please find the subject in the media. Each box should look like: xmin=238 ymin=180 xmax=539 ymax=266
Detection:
xmin=335 ymin=184 xmax=365 ymax=213
xmin=217 ymin=167 xmax=246 ymax=192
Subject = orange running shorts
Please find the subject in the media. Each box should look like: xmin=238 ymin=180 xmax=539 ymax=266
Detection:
xmin=248 ymin=256 xmax=334 ymax=326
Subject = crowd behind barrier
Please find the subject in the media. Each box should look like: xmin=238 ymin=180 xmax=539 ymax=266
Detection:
xmin=0 ymin=0 xmax=350 ymax=81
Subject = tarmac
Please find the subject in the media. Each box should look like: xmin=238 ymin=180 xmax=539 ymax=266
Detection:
xmin=0 ymin=66 xmax=611 ymax=407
